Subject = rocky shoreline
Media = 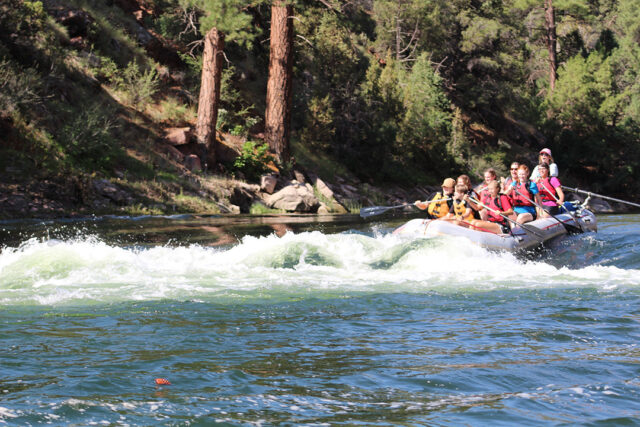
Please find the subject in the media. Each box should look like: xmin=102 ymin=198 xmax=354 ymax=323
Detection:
xmin=0 ymin=164 xmax=625 ymax=221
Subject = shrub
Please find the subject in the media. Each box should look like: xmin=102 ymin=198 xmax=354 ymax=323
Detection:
xmin=0 ymin=59 xmax=42 ymax=115
xmin=118 ymin=60 xmax=159 ymax=108
xmin=58 ymin=104 xmax=119 ymax=171
xmin=232 ymin=141 xmax=274 ymax=182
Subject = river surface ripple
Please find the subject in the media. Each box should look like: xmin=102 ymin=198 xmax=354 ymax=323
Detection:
xmin=1 ymin=213 xmax=639 ymax=425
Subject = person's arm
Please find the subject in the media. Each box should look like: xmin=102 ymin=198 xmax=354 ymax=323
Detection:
xmin=529 ymin=182 xmax=542 ymax=206
xmin=500 ymin=195 xmax=514 ymax=216
xmin=550 ymin=163 xmax=559 ymax=177
xmin=550 ymin=177 xmax=564 ymax=204
xmin=555 ymin=186 xmax=565 ymax=205
xmin=462 ymin=205 xmax=473 ymax=219
xmin=464 ymin=193 xmax=481 ymax=211
xmin=415 ymin=192 xmax=438 ymax=210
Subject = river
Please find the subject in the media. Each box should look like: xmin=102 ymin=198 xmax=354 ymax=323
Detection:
xmin=1 ymin=213 xmax=639 ymax=425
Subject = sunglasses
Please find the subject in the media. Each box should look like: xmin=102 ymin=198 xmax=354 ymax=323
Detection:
xmin=511 ymin=168 xmax=518 ymax=171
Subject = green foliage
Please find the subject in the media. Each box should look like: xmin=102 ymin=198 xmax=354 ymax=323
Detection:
xmin=617 ymin=0 xmax=640 ymax=43
xmin=397 ymin=53 xmax=452 ymax=172
xmin=117 ymin=61 xmax=159 ymax=108
xmin=232 ymin=141 xmax=274 ymax=182
xmin=151 ymin=97 xmax=197 ymax=125
xmin=299 ymin=95 xmax=335 ymax=151
xmin=189 ymin=0 xmax=261 ymax=45
xmin=0 ymin=60 xmax=42 ymax=115
xmin=58 ymin=104 xmax=120 ymax=171
xmin=249 ymin=202 xmax=284 ymax=214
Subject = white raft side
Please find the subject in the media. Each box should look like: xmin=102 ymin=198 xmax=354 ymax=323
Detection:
xmin=392 ymin=209 xmax=597 ymax=252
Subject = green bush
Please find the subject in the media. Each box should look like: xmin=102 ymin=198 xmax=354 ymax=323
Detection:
xmin=0 ymin=59 xmax=42 ymax=115
xmin=232 ymin=141 xmax=274 ymax=182
xmin=58 ymin=104 xmax=119 ymax=171
xmin=117 ymin=60 xmax=159 ymax=108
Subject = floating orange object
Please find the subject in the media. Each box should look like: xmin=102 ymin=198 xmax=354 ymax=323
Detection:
xmin=155 ymin=378 xmax=171 ymax=385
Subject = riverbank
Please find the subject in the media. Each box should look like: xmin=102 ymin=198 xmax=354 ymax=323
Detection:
xmin=0 ymin=160 xmax=441 ymax=220
xmin=0 ymin=164 xmax=627 ymax=220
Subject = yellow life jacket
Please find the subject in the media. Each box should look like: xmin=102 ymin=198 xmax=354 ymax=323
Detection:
xmin=452 ymin=199 xmax=474 ymax=221
xmin=427 ymin=192 xmax=450 ymax=218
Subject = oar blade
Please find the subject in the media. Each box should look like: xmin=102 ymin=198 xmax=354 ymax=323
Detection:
xmin=359 ymin=204 xmax=410 ymax=218
xmin=359 ymin=206 xmax=393 ymax=218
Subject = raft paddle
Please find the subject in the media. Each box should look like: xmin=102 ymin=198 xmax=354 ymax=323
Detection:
xmin=359 ymin=198 xmax=452 ymax=218
xmin=513 ymin=187 xmax=583 ymax=235
xmin=359 ymin=204 xmax=413 ymax=218
xmin=469 ymin=196 xmax=544 ymax=239
xmin=561 ymin=186 xmax=640 ymax=209
xmin=538 ymin=184 xmax=587 ymax=233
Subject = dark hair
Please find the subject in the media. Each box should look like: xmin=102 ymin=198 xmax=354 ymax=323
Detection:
xmin=538 ymin=163 xmax=549 ymax=169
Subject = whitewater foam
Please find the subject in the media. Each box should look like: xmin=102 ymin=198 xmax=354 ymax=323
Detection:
xmin=1 ymin=231 xmax=638 ymax=305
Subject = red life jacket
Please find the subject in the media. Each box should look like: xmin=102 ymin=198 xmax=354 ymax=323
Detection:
xmin=512 ymin=181 xmax=534 ymax=207
xmin=485 ymin=194 xmax=511 ymax=224
xmin=479 ymin=186 xmax=492 ymax=205
xmin=537 ymin=177 xmax=558 ymax=203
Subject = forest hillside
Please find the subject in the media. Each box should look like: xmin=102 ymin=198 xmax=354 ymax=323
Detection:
xmin=1 ymin=0 xmax=639 ymax=218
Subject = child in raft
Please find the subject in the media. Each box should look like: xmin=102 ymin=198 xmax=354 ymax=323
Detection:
xmin=467 ymin=180 xmax=514 ymax=234
xmin=505 ymin=164 xmax=543 ymax=224
xmin=536 ymin=162 xmax=565 ymax=217
xmin=440 ymin=184 xmax=475 ymax=227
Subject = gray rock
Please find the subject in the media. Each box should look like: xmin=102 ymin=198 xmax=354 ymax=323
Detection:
xmin=312 ymin=176 xmax=334 ymax=199
xmin=184 ymin=154 xmax=201 ymax=172
xmin=92 ymin=179 xmax=132 ymax=205
xmin=317 ymin=203 xmax=330 ymax=214
xmin=293 ymin=170 xmax=306 ymax=184
xmin=165 ymin=127 xmax=193 ymax=146
xmin=260 ymin=174 xmax=278 ymax=194
xmin=266 ymin=183 xmax=320 ymax=212
xmin=230 ymin=186 xmax=255 ymax=213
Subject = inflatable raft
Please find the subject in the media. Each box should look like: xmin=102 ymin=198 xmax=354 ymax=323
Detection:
xmin=392 ymin=206 xmax=597 ymax=252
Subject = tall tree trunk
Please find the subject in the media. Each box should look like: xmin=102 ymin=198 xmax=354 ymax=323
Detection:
xmin=545 ymin=0 xmax=558 ymax=93
xmin=196 ymin=27 xmax=225 ymax=168
xmin=265 ymin=1 xmax=294 ymax=164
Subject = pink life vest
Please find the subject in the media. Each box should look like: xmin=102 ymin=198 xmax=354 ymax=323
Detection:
xmin=538 ymin=177 xmax=559 ymax=203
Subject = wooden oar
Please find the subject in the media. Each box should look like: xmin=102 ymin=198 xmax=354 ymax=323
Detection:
xmin=562 ymin=186 xmax=640 ymax=209
xmin=469 ymin=196 xmax=543 ymax=238
xmin=513 ymin=187 xmax=583 ymax=235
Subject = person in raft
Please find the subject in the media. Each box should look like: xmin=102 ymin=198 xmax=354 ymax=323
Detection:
xmin=530 ymin=148 xmax=558 ymax=180
xmin=470 ymin=168 xmax=498 ymax=220
xmin=501 ymin=161 xmax=520 ymax=193
xmin=468 ymin=180 xmax=514 ymax=234
xmin=536 ymin=162 xmax=565 ymax=217
xmin=457 ymin=174 xmax=481 ymax=219
xmin=505 ymin=164 xmax=542 ymax=224
xmin=414 ymin=178 xmax=455 ymax=219
xmin=441 ymin=184 xmax=475 ymax=226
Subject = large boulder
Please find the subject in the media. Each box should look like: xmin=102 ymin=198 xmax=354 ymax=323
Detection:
xmin=266 ymin=182 xmax=320 ymax=212
xmin=165 ymin=127 xmax=193 ymax=146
